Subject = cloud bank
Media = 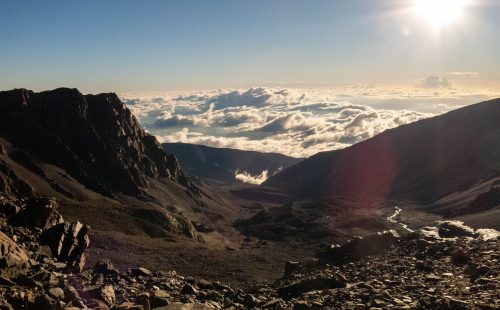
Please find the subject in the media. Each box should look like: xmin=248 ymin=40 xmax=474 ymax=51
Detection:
xmin=421 ymin=76 xmax=451 ymax=89
xmin=123 ymin=85 xmax=498 ymax=157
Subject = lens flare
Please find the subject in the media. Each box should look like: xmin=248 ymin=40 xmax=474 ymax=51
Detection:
xmin=413 ymin=0 xmax=469 ymax=30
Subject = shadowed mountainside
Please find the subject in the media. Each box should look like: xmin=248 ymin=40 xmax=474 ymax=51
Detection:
xmin=162 ymin=142 xmax=302 ymax=184
xmin=0 ymin=88 xmax=198 ymax=197
xmin=264 ymin=98 xmax=500 ymax=205
xmin=0 ymin=88 xmax=215 ymax=241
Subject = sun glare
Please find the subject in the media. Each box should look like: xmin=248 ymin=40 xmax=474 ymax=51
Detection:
xmin=413 ymin=0 xmax=469 ymax=30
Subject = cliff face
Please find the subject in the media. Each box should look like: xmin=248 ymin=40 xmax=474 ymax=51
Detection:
xmin=0 ymin=88 xmax=198 ymax=196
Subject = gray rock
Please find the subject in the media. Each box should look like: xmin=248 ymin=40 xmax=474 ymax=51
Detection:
xmin=319 ymin=230 xmax=399 ymax=263
xmin=284 ymin=261 xmax=300 ymax=278
xmin=11 ymin=197 xmax=63 ymax=229
xmin=447 ymin=297 xmax=469 ymax=310
xmin=40 ymin=221 xmax=90 ymax=272
xmin=451 ymin=249 xmax=470 ymax=265
xmin=93 ymin=260 xmax=119 ymax=275
xmin=243 ymin=294 xmax=260 ymax=307
xmin=99 ymin=285 xmax=116 ymax=306
xmin=63 ymin=283 xmax=82 ymax=303
xmin=425 ymin=274 xmax=441 ymax=282
xmin=278 ymin=274 xmax=347 ymax=300
xmin=150 ymin=289 xmax=170 ymax=308
xmin=117 ymin=301 xmax=148 ymax=309
xmin=180 ymin=284 xmax=198 ymax=295
xmin=48 ymin=287 xmax=65 ymax=300
xmin=34 ymin=294 xmax=57 ymax=310
xmin=437 ymin=221 xmax=475 ymax=238
xmin=130 ymin=267 xmax=152 ymax=277
xmin=0 ymin=231 xmax=29 ymax=277
xmin=153 ymin=302 xmax=212 ymax=310
xmin=293 ymin=300 xmax=309 ymax=310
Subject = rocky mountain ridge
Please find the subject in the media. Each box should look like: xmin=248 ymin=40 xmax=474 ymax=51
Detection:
xmin=0 ymin=88 xmax=211 ymax=242
xmin=0 ymin=88 xmax=198 ymax=197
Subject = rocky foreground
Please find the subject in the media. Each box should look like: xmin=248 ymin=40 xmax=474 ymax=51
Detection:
xmin=0 ymin=195 xmax=498 ymax=309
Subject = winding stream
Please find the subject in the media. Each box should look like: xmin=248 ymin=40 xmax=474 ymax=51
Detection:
xmin=387 ymin=206 xmax=414 ymax=233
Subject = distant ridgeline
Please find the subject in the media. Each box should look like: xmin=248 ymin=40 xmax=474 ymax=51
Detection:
xmin=163 ymin=142 xmax=303 ymax=184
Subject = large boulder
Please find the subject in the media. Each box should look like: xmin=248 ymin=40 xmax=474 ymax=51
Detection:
xmin=318 ymin=230 xmax=399 ymax=263
xmin=153 ymin=302 xmax=213 ymax=310
xmin=40 ymin=221 xmax=90 ymax=272
xmin=278 ymin=275 xmax=347 ymax=300
xmin=437 ymin=221 xmax=475 ymax=238
xmin=93 ymin=260 xmax=120 ymax=276
xmin=0 ymin=194 xmax=20 ymax=216
xmin=0 ymin=231 xmax=29 ymax=277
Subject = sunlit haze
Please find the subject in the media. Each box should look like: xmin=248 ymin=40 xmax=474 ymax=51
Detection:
xmin=1 ymin=0 xmax=499 ymax=155
xmin=1 ymin=0 xmax=499 ymax=92
xmin=413 ymin=0 xmax=470 ymax=30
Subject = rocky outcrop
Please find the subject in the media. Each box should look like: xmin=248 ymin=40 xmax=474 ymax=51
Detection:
xmin=130 ymin=208 xmax=204 ymax=242
xmin=278 ymin=274 xmax=347 ymax=300
xmin=1 ymin=195 xmax=90 ymax=274
xmin=437 ymin=220 xmax=476 ymax=238
xmin=41 ymin=221 xmax=90 ymax=273
xmin=317 ymin=230 xmax=400 ymax=263
xmin=273 ymin=223 xmax=499 ymax=309
xmin=0 ymin=88 xmax=199 ymax=196
xmin=0 ymin=197 xmax=497 ymax=309
xmin=0 ymin=88 xmax=206 ymax=243
xmin=0 ymin=231 xmax=29 ymax=277
xmin=10 ymin=197 xmax=63 ymax=229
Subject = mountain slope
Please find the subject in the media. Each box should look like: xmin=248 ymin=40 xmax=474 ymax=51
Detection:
xmin=0 ymin=88 xmax=197 ymax=197
xmin=264 ymin=99 xmax=500 ymax=204
xmin=162 ymin=142 xmax=302 ymax=184
xmin=0 ymin=88 xmax=212 ymax=241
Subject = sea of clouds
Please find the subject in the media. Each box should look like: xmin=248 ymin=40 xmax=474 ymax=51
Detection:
xmin=122 ymin=83 xmax=498 ymax=158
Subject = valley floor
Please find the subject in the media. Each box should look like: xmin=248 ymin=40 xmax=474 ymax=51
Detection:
xmin=85 ymin=201 xmax=444 ymax=289
xmin=87 ymin=230 xmax=313 ymax=289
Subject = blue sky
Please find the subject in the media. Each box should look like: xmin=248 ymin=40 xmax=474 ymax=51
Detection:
xmin=1 ymin=0 xmax=500 ymax=92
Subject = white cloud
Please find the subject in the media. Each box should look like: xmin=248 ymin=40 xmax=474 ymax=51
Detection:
xmin=234 ymin=170 xmax=269 ymax=185
xmin=207 ymin=88 xmax=272 ymax=109
xmin=122 ymin=86 xmax=499 ymax=158
xmin=257 ymin=112 xmax=315 ymax=133
xmin=149 ymin=103 xmax=214 ymax=128
xmin=421 ymin=76 xmax=451 ymax=89
xmin=448 ymin=72 xmax=480 ymax=78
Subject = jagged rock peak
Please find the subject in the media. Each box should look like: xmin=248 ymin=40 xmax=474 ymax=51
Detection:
xmin=0 ymin=88 xmax=199 ymax=196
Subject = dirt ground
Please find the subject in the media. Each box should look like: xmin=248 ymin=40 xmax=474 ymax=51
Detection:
xmin=86 ymin=230 xmax=313 ymax=289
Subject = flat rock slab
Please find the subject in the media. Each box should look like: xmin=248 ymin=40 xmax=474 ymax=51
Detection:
xmin=0 ymin=231 xmax=29 ymax=277
xmin=154 ymin=302 xmax=212 ymax=310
